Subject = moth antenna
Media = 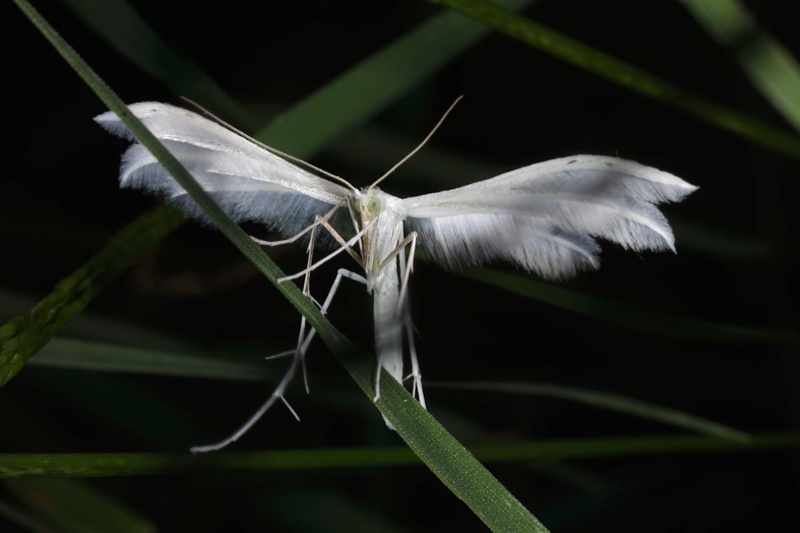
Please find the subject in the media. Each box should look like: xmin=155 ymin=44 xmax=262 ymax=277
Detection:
xmin=369 ymin=95 xmax=463 ymax=191
xmin=180 ymin=97 xmax=357 ymax=192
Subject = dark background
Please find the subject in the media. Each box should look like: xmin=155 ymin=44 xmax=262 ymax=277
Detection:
xmin=2 ymin=1 xmax=798 ymax=531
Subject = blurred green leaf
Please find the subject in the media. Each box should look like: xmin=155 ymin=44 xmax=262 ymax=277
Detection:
xmin=3 ymin=432 xmax=798 ymax=478
xmin=681 ymin=0 xmax=800 ymax=133
xmin=30 ymin=338 xmax=270 ymax=381
xmin=429 ymin=0 xmax=800 ymax=160
xmin=432 ymin=381 xmax=749 ymax=442
xmin=255 ymin=0 xmax=535 ymax=156
xmin=467 ymin=270 xmax=800 ymax=346
xmin=0 ymin=207 xmax=185 ymax=387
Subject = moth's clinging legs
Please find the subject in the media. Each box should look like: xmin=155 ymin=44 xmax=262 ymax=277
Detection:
xmin=192 ymin=217 xmax=366 ymax=453
xmin=278 ymin=217 xmax=376 ymax=283
xmin=189 ymin=348 xmax=303 ymax=453
xmin=396 ymin=242 xmax=425 ymax=408
xmin=250 ymin=203 xmax=343 ymax=247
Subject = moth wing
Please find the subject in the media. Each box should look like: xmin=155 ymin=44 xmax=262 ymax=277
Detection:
xmin=400 ymin=155 xmax=698 ymax=279
xmin=95 ymin=102 xmax=352 ymax=238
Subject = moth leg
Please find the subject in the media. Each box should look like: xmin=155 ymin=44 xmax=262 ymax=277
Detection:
xmin=289 ymin=267 xmax=368 ymax=405
xmin=292 ymin=268 xmax=367 ymax=358
xmin=189 ymin=346 xmax=303 ymax=453
xmin=396 ymin=240 xmax=425 ymax=408
xmin=294 ymin=221 xmax=320 ymax=393
xmin=281 ymin=214 xmax=369 ymax=394
xmin=251 ymin=227 xmax=313 ymax=247
xmin=311 ymin=214 xmax=365 ymax=266
xmin=254 ymin=203 xmax=348 ymax=392
xmin=368 ymin=232 xmax=423 ymax=408
xmin=251 ymin=203 xmax=343 ymax=247
xmin=278 ymin=217 xmax=376 ymax=283
xmin=263 ymin=349 xmax=296 ymax=361
xmin=322 ymin=269 xmax=367 ymax=313
xmin=258 ymin=203 xmax=366 ymax=397
xmin=396 ymin=232 xmax=418 ymax=314
xmin=190 ymin=218 xmax=330 ymax=453
xmin=291 ymin=220 xmax=371 ymax=393
xmin=404 ymin=310 xmax=425 ymax=408
xmin=284 ymin=262 xmax=369 ymax=400
xmin=190 ymin=245 xmax=325 ymax=453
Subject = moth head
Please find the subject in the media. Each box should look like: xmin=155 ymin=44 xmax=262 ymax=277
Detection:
xmin=355 ymin=190 xmax=383 ymax=220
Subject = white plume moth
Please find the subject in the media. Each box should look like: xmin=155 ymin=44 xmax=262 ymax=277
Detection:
xmin=95 ymin=101 xmax=698 ymax=452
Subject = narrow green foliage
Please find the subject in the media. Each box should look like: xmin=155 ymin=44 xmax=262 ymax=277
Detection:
xmin=2 ymin=432 xmax=797 ymax=478
xmin=0 ymin=206 xmax=184 ymax=387
xmin=467 ymin=270 xmax=800 ymax=346
xmin=429 ymin=0 xmax=800 ymax=160
xmin=256 ymin=0 xmax=534 ymax=157
xmin=29 ymin=338 xmax=271 ymax=381
xmin=681 ymin=0 xmax=800 ymax=133
xmin=433 ymin=381 xmax=750 ymax=442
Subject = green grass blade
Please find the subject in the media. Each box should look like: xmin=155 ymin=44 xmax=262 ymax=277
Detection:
xmin=2 ymin=432 xmax=798 ymax=478
xmin=0 ymin=206 xmax=184 ymax=387
xmin=11 ymin=2 xmax=546 ymax=530
xmin=432 ymin=381 xmax=749 ymax=442
xmin=429 ymin=0 xmax=800 ymax=160
xmin=29 ymin=338 xmax=270 ymax=381
xmin=681 ymin=0 xmax=800 ymax=133
xmin=467 ymin=431 xmax=798 ymax=462
xmin=327 ymin=340 xmax=548 ymax=531
xmin=467 ymin=270 xmax=800 ymax=346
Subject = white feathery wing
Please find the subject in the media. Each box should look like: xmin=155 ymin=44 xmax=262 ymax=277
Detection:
xmin=95 ymin=102 xmax=698 ymax=450
xmin=95 ymin=102 xmax=353 ymax=237
xmin=401 ymin=155 xmax=698 ymax=279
